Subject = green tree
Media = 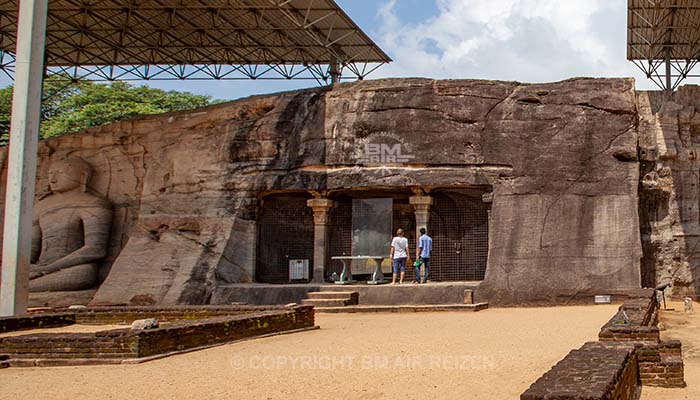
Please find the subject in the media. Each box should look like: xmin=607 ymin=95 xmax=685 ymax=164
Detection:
xmin=0 ymin=85 xmax=11 ymax=144
xmin=0 ymin=76 xmax=216 ymax=145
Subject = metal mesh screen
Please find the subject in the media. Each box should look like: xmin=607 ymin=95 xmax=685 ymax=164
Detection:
xmin=428 ymin=191 xmax=489 ymax=281
xmin=256 ymin=195 xmax=314 ymax=283
xmin=328 ymin=197 xmax=419 ymax=279
xmin=327 ymin=199 xmax=352 ymax=279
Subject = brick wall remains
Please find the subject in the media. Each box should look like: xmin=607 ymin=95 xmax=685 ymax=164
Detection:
xmin=522 ymin=292 xmax=685 ymax=398
xmin=0 ymin=313 xmax=75 ymax=333
xmin=599 ymin=294 xmax=659 ymax=342
xmin=71 ymin=305 xmax=293 ymax=325
xmin=520 ymin=341 xmax=640 ymax=400
xmin=136 ymin=306 xmax=315 ymax=358
xmin=638 ymin=340 xmax=685 ymax=388
xmin=0 ymin=332 xmax=138 ymax=363
xmin=0 ymin=306 xmax=314 ymax=366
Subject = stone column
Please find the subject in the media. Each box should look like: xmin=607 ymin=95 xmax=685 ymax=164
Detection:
xmin=410 ymin=195 xmax=434 ymax=253
xmin=307 ymin=198 xmax=335 ymax=283
xmin=482 ymin=192 xmax=493 ymax=229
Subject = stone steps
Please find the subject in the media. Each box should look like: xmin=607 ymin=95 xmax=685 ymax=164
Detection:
xmin=301 ymin=298 xmax=354 ymax=307
xmin=0 ymin=354 xmax=9 ymax=369
xmin=307 ymin=291 xmax=359 ymax=301
xmin=302 ymin=291 xmax=359 ymax=308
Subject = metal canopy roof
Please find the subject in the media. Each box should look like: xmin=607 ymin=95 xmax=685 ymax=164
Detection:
xmin=628 ymin=0 xmax=700 ymax=90
xmin=0 ymin=0 xmax=391 ymax=82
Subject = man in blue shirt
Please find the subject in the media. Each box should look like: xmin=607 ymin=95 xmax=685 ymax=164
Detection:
xmin=415 ymin=227 xmax=433 ymax=284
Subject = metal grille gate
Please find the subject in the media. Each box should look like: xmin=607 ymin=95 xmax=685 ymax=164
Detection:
xmin=327 ymin=199 xmax=352 ymax=280
xmin=326 ymin=192 xmax=489 ymax=282
xmin=327 ymin=198 xmax=418 ymax=280
xmin=257 ymin=195 xmax=314 ymax=283
xmin=428 ymin=191 xmax=489 ymax=281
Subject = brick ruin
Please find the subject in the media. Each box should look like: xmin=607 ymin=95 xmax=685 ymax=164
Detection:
xmin=0 ymin=305 xmax=315 ymax=367
xmin=0 ymin=78 xmax=698 ymax=306
xmin=522 ymin=291 xmax=685 ymax=400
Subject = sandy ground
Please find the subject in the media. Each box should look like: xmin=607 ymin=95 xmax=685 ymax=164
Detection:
xmin=640 ymin=300 xmax=700 ymax=400
xmin=1 ymin=305 xmax=617 ymax=400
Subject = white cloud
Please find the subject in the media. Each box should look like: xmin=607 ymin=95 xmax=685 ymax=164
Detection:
xmin=374 ymin=0 xmax=654 ymax=88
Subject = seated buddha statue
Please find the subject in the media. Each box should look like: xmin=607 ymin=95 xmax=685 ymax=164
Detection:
xmin=29 ymin=157 xmax=113 ymax=292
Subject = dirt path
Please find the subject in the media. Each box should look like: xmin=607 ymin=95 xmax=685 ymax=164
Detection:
xmin=0 ymin=305 xmax=617 ymax=400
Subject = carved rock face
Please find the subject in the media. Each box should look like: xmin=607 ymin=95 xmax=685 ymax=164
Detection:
xmin=638 ymin=87 xmax=700 ymax=298
xmin=0 ymin=77 xmax=656 ymax=306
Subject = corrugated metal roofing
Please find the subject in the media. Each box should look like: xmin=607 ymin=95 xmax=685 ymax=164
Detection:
xmin=628 ymin=0 xmax=700 ymax=61
xmin=0 ymin=0 xmax=391 ymax=67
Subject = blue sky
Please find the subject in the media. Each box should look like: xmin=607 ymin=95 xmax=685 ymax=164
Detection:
xmin=7 ymin=1 xmax=664 ymax=100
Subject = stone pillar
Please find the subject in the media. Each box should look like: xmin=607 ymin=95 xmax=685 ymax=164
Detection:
xmin=482 ymin=192 xmax=494 ymax=231
xmin=410 ymin=196 xmax=434 ymax=253
xmin=307 ymin=198 xmax=335 ymax=283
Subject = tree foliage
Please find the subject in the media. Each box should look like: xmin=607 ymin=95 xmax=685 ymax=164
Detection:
xmin=0 ymin=76 xmax=216 ymax=145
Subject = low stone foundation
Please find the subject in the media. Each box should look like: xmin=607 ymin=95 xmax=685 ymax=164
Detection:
xmin=212 ymin=282 xmax=481 ymax=306
xmin=0 ymin=305 xmax=315 ymax=367
xmin=0 ymin=313 xmax=76 ymax=333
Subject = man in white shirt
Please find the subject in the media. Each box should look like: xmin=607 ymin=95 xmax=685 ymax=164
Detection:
xmin=390 ymin=228 xmax=409 ymax=285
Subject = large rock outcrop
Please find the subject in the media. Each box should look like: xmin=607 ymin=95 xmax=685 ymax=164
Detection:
xmin=637 ymin=86 xmax=700 ymax=299
xmin=0 ymin=77 xmax=646 ymax=306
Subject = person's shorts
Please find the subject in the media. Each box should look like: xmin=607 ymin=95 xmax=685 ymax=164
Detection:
xmin=392 ymin=257 xmax=407 ymax=274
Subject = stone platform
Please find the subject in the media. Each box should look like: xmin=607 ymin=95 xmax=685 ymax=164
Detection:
xmin=314 ymin=303 xmax=489 ymax=313
xmin=211 ymin=281 xmax=481 ymax=306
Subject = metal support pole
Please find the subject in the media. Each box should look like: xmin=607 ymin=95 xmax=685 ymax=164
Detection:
xmin=665 ymin=46 xmax=672 ymax=92
xmin=0 ymin=0 xmax=48 ymax=316
xmin=329 ymin=61 xmax=341 ymax=84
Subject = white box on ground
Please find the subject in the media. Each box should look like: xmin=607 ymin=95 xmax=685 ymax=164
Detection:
xmin=289 ymin=259 xmax=309 ymax=281
xmin=594 ymin=295 xmax=612 ymax=304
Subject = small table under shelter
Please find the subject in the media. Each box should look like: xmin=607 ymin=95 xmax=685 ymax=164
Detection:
xmin=331 ymin=256 xmax=387 ymax=285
